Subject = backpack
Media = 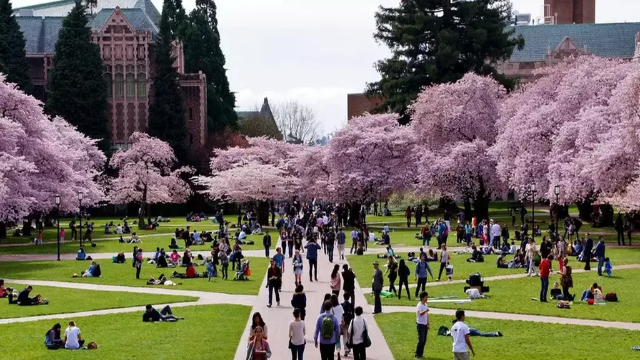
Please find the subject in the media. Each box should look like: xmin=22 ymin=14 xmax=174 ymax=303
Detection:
xmin=322 ymin=314 xmax=335 ymax=340
xmin=605 ymin=292 xmax=618 ymax=302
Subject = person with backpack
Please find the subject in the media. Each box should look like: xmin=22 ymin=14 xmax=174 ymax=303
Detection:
xmin=414 ymin=253 xmax=434 ymax=298
xmin=314 ymin=300 xmax=341 ymax=360
xmin=341 ymin=293 xmax=354 ymax=357
xmin=347 ymin=306 xmax=368 ymax=360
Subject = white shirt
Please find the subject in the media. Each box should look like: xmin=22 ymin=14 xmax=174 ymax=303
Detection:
xmin=115 ymin=226 xmax=123 ymax=234
xmin=451 ymin=321 xmax=470 ymax=353
xmin=64 ymin=326 xmax=81 ymax=349
xmin=416 ymin=302 xmax=429 ymax=325
xmin=491 ymin=224 xmax=501 ymax=238
xmin=368 ymin=233 xmax=376 ymax=242
xmin=440 ymin=251 xmax=449 ymax=264
xmin=348 ymin=316 xmax=366 ymax=345
xmin=332 ymin=305 xmax=344 ymax=326
xmin=289 ymin=320 xmax=306 ymax=346
xmin=238 ymin=231 xmax=246 ymax=240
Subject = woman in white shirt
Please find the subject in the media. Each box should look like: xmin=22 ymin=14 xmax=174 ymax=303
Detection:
xmin=289 ymin=308 xmax=305 ymax=360
xmin=348 ymin=306 xmax=367 ymax=360
xmin=64 ymin=320 xmax=84 ymax=349
xmin=331 ymin=295 xmax=344 ymax=358
xmin=437 ymin=245 xmax=450 ymax=281
xmin=526 ymin=239 xmax=538 ymax=276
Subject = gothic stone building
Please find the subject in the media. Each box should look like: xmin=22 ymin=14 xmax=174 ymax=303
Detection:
xmin=15 ymin=0 xmax=207 ymax=150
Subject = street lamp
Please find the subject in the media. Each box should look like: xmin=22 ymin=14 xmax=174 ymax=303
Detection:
xmin=554 ymin=185 xmax=561 ymax=238
xmin=530 ymin=184 xmax=536 ymax=238
xmin=55 ymin=195 xmax=61 ymax=261
xmin=78 ymin=193 xmax=83 ymax=247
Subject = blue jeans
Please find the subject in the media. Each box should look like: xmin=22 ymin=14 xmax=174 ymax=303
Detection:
xmin=540 ymin=277 xmax=549 ymax=302
xmin=290 ymin=343 xmax=305 ymax=360
xmin=415 ymin=323 xmax=427 ymax=357
xmin=597 ymin=256 xmax=605 ymax=276
xmin=470 ymin=328 xmax=500 ymax=337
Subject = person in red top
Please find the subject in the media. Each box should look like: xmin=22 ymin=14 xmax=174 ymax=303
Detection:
xmin=186 ymin=263 xmax=197 ymax=278
xmin=539 ymin=255 xmax=552 ymax=302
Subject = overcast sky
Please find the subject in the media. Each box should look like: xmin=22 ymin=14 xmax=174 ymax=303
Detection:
xmin=13 ymin=0 xmax=640 ymax=134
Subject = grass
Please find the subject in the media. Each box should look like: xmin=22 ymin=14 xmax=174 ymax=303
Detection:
xmin=0 ymin=284 xmax=196 ymax=319
xmin=377 ymin=313 xmax=640 ymax=360
xmin=369 ymin=268 xmax=640 ymax=323
xmin=0 ymin=257 xmax=270 ymax=294
xmin=0 ymin=304 xmax=250 ymax=359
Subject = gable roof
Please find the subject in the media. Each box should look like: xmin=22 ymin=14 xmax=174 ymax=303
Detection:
xmin=15 ymin=0 xmax=161 ymax=25
xmin=16 ymin=16 xmax=64 ymax=53
xmin=509 ymin=23 xmax=640 ymax=62
xmin=88 ymin=8 xmax=157 ymax=34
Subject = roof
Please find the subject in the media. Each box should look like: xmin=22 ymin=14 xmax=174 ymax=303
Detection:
xmin=16 ymin=16 xmax=64 ymax=53
xmin=510 ymin=22 xmax=640 ymax=62
xmin=15 ymin=0 xmax=161 ymax=25
xmin=88 ymin=8 xmax=157 ymax=34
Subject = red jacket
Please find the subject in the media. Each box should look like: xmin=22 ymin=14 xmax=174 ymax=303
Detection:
xmin=539 ymin=259 xmax=551 ymax=278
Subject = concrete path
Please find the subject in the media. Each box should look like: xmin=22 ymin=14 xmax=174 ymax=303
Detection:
xmin=0 ymin=279 xmax=258 ymax=325
xmin=0 ymin=231 xmax=181 ymax=247
xmin=380 ymin=305 xmax=640 ymax=331
xmin=232 ymin=241 xmax=395 ymax=360
xmin=360 ymin=264 xmax=640 ymax=294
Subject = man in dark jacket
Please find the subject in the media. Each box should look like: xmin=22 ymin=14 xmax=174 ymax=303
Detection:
xmin=583 ymin=233 xmax=594 ymax=271
xmin=342 ymin=264 xmax=356 ymax=307
xmin=17 ymin=286 xmax=39 ymax=306
xmin=142 ymin=305 xmax=181 ymax=322
xmin=372 ymin=261 xmax=384 ymax=314
xmin=595 ymin=236 xmax=606 ymax=276
xmin=267 ymin=258 xmax=282 ymax=307
xmin=263 ymin=231 xmax=272 ymax=258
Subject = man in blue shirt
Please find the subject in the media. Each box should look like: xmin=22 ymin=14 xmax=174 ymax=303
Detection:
xmin=314 ymin=300 xmax=340 ymax=360
xmin=350 ymin=229 xmax=359 ymax=254
xmin=305 ymin=238 xmax=321 ymax=282
xmin=273 ymin=247 xmax=286 ymax=272
xmin=414 ymin=253 xmax=434 ymax=297
xmin=595 ymin=236 xmax=606 ymax=276
xmin=336 ymin=228 xmax=346 ymax=260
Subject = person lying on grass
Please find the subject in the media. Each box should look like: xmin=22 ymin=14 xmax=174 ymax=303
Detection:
xmin=14 ymin=285 xmax=47 ymax=306
xmin=79 ymin=261 xmax=101 ymax=278
xmin=439 ymin=319 xmax=503 ymax=338
xmin=171 ymin=263 xmax=203 ymax=278
xmin=142 ymin=305 xmax=184 ymax=322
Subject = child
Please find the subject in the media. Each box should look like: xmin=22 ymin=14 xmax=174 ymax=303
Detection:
xmin=550 ymin=282 xmax=562 ymax=299
xmin=60 ymin=228 xmax=65 ymax=244
xmin=206 ymin=259 xmax=216 ymax=281
xmin=604 ymin=257 xmax=612 ymax=277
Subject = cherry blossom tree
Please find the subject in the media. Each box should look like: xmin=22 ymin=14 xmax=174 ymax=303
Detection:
xmin=410 ymin=73 xmax=505 ymax=220
xmin=0 ymin=75 xmax=106 ymax=236
xmin=109 ymin=132 xmax=192 ymax=229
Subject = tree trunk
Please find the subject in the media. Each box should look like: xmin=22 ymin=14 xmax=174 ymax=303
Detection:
xmin=463 ymin=198 xmax=473 ymax=222
xmin=257 ymin=201 xmax=270 ymax=226
xmin=22 ymin=216 xmax=32 ymax=237
xmin=0 ymin=221 xmax=6 ymax=240
xmin=438 ymin=197 xmax=458 ymax=213
xmin=139 ymin=185 xmax=148 ymax=229
xmin=576 ymin=199 xmax=593 ymax=222
xmin=348 ymin=202 xmax=360 ymax=227
xmin=473 ymin=194 xmax=490 ymax=223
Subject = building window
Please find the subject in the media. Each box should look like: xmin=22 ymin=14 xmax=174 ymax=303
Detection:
xmin=126 ymin=73 xmax=135 ymax=98
xmin=115 ymin=65 xmax=123 ymax=73
xmin=115 ymin=73 xmax=124 ymax=98
xmin=115 ymin=45 xmax=122 ymax=59
xmin=126 ymin=45 xmax=134 ymax=60
xmin=137 ymin=45 xmax=145 ymax=59
xmin=137 ymin=64 xmax=145 ymax=73
xmin=105 ymin=65 xmax=112 ymax=73
xmin=104 ymin=73 xmax=112 ymax=97
xmin=137 ymin=73 xmax=146 ymax=98
xmin=103 ymin=45 xmax=111 ymax=58
xmin=189 ymin=107 xmax=193 ymax=120
xmin=126 ymin=65 xmax=134 ymax=73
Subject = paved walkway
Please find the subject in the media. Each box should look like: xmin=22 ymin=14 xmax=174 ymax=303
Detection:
xmin=232 ymin=242 xmax=395 ymax=360
xmin=380 ymin=306 xmax=640 ymax=330
xmin=0 ymin=231 xmax=180 ymax=247
xmin=360 ymin=264 xmax=640 ymax=294
xmin=0 ymin=279 xmax=257 ymax=325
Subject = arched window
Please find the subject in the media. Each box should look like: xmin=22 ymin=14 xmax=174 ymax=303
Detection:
xmin=103 ymin=73 xmax=112 ymax=97
xmin=126 ymin=65 xmax=134 ymax=73
xmin=115 ymin=73 xmax=124 ymax=98
xmin=137 ymin=73 xmax=146 ymax=98
xmin=126 ymin=72 xmax=135 ymax=98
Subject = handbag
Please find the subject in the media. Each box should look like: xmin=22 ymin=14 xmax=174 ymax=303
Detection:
xmin=363 ymin=320 xmax=371 ymax=348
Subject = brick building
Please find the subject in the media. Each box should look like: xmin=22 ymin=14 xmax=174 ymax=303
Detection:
xmin=15 ymin=0 xmax=207 ymax=150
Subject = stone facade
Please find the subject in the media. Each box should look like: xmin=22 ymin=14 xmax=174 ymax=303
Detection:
xmin=544 ymin=0 xmax=595 ymax=25
xmin=346 ymin=93 xmax=383 ymax=121
xmin=16 ymin=2 xmax=207 ymax=151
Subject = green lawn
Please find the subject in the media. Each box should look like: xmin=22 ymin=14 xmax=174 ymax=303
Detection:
xmin=0 ymin=284 xmax=196 ymax=319
xmin=377 ymin=313 xmax=640 ymax=360
xmin=0 ymin=304 xmax=250 ymax=359
xmin=370 ymin=268 xmax=640 ymax=323
xmin=0 ymin=257 xmax=270 ymax=294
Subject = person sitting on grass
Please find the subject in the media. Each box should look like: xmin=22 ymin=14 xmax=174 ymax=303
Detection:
xmin=16 ymin=285 xmax=44 ymax=306
xmin=0 ymin=279 xmax=6 ymax=298
xmin=580 ymin=283 xmax=604 ymax=301
xmin=82 ymin=261 xmax=101 ymax=277
xmin=156 ymin=251 xmax=169 ymax=268
xmin=185 ymin=263 xmax=198 ymax=278
xmin=64 ymin=321 xmax=84 ymax=350
xmin=129 ymin=232 xmax=141 ymax=243
xmin=44 ymin=323 xmax=64 ymax=349
xmin=142 ymin=305 xmax=183 ymax=322
xmin=76 ymin=247 xmax=86 ymax=261
xmin=169 ymin=250 xmax=180 ymax=266
xmin=426 ymin=249 xmax=438 ymax=262
xmin=104 ymin=223 xmax=111 ymax=234
xmin=466 ymin=245 xmax=484 ymax=263
xmin=496 ymin=253 xmax=508 ymax=269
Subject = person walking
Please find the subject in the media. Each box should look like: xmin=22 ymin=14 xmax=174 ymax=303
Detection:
xmin=405 ymin=206 xmax=412 ymax=228
xmin=263 ymin=231 xmax=272 ymax=258
xmin=437 ymin=245 xmax=450 ymax=282
xmin=134 ymin=248 xmax=143 ymax=279
xmin=293 ymin=250 xmax=304 ymax=287
xmin=595 ymin=236 xmax=606 ymax=276
xmin=314 ymin=300 xmax=341 ymax=360
xmin=525 ymin=239 xmax=538 ymax=277
xmin=384 ymin=255 xmax=398 ymax=296
xmin=330 ymin=264 xmax=341 ymax=297
xmin=414 ymin=253 xmax=433 ymax=297
xmin=583 ymin=233 xmax=594 ymax=271
xmin=555 ymin=236 xmax=567 ymax=273
xmin=289 ymin=308 xmax=306 ymax=360
xmin=330 ymin=294 xmax=344 ymax=359
xmin=305 ymin=238 xmax=321 ymax=282
xmin=347 ymin=306 xmax=367 ymax=360
xmin=291 ymin=284 xmax=307 ymax=320
xmin=336 ymin=228 xmax=346 ymax=260
xmin=341 ymin=265 xmax=356 ymax=308
xmin=267 ymin=258 xmax=282 ymax=308
xmin=341 ymin=293 xmax=354 ymax=357
xmin=451 ymin=310 xmax=475 ymax=360
xmin=326 ymin=227 xmax=336 ymax=263
xmin=415 ymin=291 xmax=429 ymax=360
xmin=615 ymin=213 xmax=625 ymax=246
xmin=420 ymin=223 xmax=431 ymax=247
xmin=350 ymin=229 xmax=358 ymax=255
xmin=247 ymin=325 xmax=272 ymax=359
xmin=539 ymin=254 xmax=551 ymax=302
xmin=398 ymin=259 xmax=411 ymax=300
xmin=372 ymin=261 xmax=384 ymax=314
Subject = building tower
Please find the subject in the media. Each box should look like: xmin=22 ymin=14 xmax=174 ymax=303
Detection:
xmin=544 ymin=0 xmax=595 ymax=24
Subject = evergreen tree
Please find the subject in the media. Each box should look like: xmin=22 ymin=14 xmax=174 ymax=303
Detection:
xmin=182 ymin=0 xmax=237 ymax=134
xmin=0 ymin=0 xmax=32 ymax=93
xmin=46 ymin=0 xmax=110 ymax=151
xmin=148 ymin=0 xmax=189 ymax=164
xmin=366 ymin=0 xmax=524 ymax=123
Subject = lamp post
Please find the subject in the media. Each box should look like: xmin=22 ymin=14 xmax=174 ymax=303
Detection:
xmin=554 ymin=185 xmax=561 ymax=239
xmin=55 ymin=195 xmax=61 ymax=261
xmin=530 ymin=184 xmax=536 ymax=238
xmin=78 ymin=193 xmax=83 ymax=247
